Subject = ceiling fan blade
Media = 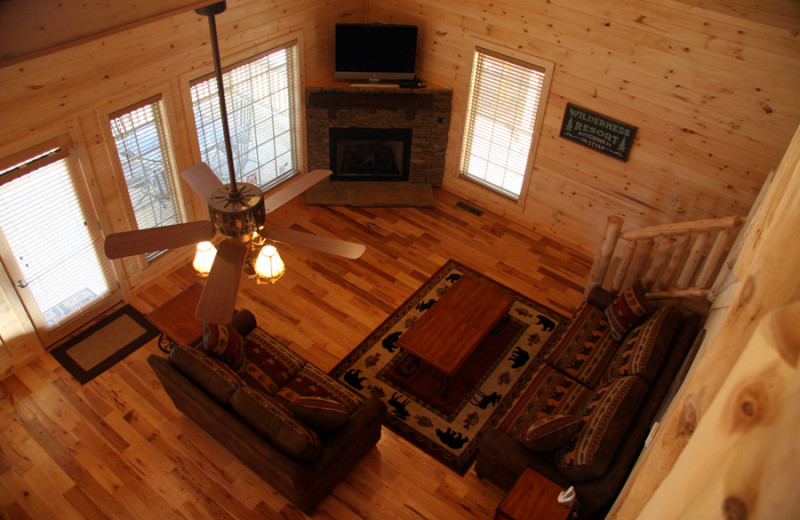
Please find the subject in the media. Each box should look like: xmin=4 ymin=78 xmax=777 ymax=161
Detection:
xmin=260 ymin=225 xmax=366 ymax=259
xmin=263 ymin=169 xmax=331 ymax=213
xmin=181 ymin=162 xmax=223 ymax=202
xmin=195 ymin=239 xmax=248 ymax=324
xmin=104 ymin=221 xmax=216 ymax=259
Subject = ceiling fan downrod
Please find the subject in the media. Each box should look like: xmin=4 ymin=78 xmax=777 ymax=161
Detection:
xmin=195 ymin=1 xmax=266 ymax=238
xmin=196 ymin=1 xmax=239 ymax=200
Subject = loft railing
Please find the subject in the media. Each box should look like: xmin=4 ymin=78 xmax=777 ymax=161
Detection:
xmin=585 ymin=215 xmax=746 ymax=301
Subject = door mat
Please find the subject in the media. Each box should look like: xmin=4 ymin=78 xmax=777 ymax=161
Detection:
xmin=330 ymin=260 xmax=566 ymax=474
xmin=51 ymin=305 xmax=159 ymax=384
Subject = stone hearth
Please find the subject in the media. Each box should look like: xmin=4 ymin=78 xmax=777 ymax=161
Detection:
xmin=305 ymin=84 xmax=452 ymax=206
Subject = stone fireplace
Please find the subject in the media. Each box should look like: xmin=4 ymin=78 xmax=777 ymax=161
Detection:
xmin=305 ymin=84 xmax=452 ymax=206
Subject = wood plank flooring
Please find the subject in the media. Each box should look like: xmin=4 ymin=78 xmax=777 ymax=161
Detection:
xmin=0 ymin=189 xmax=591 ymax=520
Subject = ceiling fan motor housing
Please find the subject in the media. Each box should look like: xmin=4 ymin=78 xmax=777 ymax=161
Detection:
xmin=208 ymin=183 xmax=266 ymax=237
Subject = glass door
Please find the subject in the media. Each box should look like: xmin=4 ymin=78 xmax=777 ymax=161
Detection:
xmin=0 ymin=139 xmax=120 ymax=346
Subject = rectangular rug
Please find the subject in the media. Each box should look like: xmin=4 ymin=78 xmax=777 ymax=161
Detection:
xmin=330 ymin=260 xmax=566 ymax=474
xmin=51 ymin=304 xmax=160 ymax=384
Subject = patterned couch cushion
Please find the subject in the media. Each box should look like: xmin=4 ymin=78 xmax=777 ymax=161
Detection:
xmin=276 ymin=363 xmax=364 ymax=413
xmin=240 ymin=328 xmax=307 ymax=395
xmin=604 ymin=306 xmax=681 ymax=384
xmin=290 ymin=396 xmax=351 ymax=432
xmin=545 ymin=301 xmax=620 ymax=388
xmin=169 ymin=344 xmax=243 ymax=403
xmin=202 ymin=322 xmax=246 ymax=372
xmin=604 ymin=280 xmax=653 ymax=341
xmin=557 ymin=375 xmax=649 ymax=482
xmin=518 ymin=414 xmax=584 ymax=452
xmin=230 ymin=386 xmax=322 ymax=462
xmin=498 ymin=363 xmax=593 ymax=438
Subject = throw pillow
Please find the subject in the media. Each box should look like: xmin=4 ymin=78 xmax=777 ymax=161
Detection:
xmin=276 ymin=363 xmax=364 ymax=413
xmin=290 ymin=396 xmax=350 ymax=432
xmin=202 ymin=322 xmax=246 ymax=372
xmin=230 ymin=386 xmax=322 ymax=462
xmin=604 ymin=280 xmax=653 ymax=341
xmin=604 ymin=306 xmax=680 ymax=384
xmin=240 ymin=328 xmax=307 ymax=395
xmin=168 ymin=344 xmax=243 ymax=403
xmin=558 ymin=375 xmax=648 ymax=482
xmin=544 ymin=302 xmax=619 ymax=388
xmin=518 ymin=414 xmax=584 ymax=452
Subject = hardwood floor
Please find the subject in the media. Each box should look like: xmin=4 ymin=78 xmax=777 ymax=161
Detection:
xmin=0 ymin=189 xmax=592 ymax=520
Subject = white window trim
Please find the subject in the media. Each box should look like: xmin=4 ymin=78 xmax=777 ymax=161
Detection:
xmin=98 ymin=83 xmax=191 ymax=281
xmin=0 ymin=126 xmax=123 ymax=345
xmin=182 ymin=32 xmax=307 ymax=195
xmin=457 ymin=43 xmax=554 ymax=212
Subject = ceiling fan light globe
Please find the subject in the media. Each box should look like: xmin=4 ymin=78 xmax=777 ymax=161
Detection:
xmin=254 ymin=245 xmax=285 ymax=284
xmin=192 ymin=241 xmax=217 ymax=277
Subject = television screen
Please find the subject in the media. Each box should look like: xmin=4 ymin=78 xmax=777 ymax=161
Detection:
xmin=335 ymin=23 xmax=418 ymax=82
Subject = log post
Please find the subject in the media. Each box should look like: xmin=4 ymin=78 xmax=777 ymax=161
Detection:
xmin=584 ymin=215 xmax=623 ymax=299
xmin=695 ymin=229 xmax=734 ymax=289
xmin=611 ymin=241 xmax=637 ymax=292
xmin=676 ymin=231 xmax=710 ymax=289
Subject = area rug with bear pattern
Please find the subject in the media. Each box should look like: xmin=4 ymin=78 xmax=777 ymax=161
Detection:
xmin=330 ymin=260 xmax=566 ymax=474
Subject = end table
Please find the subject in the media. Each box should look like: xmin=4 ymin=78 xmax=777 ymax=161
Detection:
xmin=146 ymin=282 xmax=204 ymax=352
xmin=495 ymin=468 xmax=573 ymax=520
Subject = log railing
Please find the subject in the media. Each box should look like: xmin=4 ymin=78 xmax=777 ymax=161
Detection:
xmin=584 ymin=215 xmax=746 ymax=300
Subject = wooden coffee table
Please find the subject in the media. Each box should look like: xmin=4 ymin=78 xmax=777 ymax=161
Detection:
xmin=397 ymin=273 xmax=514 ymax=397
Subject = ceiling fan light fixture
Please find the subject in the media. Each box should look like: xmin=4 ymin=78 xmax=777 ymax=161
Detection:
xmin=253 ymin=245 xmax=285 ymax=284
xmin=192 ymin=241 xmax=217 ymax=277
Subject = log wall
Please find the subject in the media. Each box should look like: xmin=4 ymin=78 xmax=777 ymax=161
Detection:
xmin=609 ymin=119 xmax=800 ymax=520
xmin=368 ymin=0 xmax=800 ymax=251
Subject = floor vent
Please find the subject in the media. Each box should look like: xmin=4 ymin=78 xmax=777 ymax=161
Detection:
xmin=456 ymin=201 xmax=484 ymax=216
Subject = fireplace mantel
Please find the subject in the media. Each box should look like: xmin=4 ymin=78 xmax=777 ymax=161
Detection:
xmin=308 ymin=91 xmax=436 ymax=120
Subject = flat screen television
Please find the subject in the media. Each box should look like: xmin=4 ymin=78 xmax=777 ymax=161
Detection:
xmin=335 ymin=23 xmax=418 ymax=82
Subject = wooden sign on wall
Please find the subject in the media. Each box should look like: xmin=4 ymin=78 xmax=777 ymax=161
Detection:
xmin=560 ymin=103 xmax=637 ymax=162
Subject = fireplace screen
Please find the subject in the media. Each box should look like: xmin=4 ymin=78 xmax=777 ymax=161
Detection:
xmin=329 ymin=127 xmax=412 ymax=181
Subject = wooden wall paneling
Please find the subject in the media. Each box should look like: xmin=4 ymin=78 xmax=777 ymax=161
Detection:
xmin=366 ymin=0 xmax=800 ymax=252
xmin=0 ymin=0 xmax=219 ymax=63
xmin=672 ymin=0 xmax=800 ymax=33
xmin=0 ymin=268 xmax=44 ymax=379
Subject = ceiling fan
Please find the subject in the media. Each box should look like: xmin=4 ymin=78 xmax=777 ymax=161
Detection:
xmin=104 ymin=1 xmax=365 ymax=324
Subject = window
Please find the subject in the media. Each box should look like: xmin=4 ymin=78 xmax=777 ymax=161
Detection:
xmin=191 ymin=41 xmax=300 ymax=191
xmin=460 ymin=48 xmax=551 ymax=201
xmin=110 ymin=96 xmax=185 ymax=260
xmin=0 ymin=140 xmax=116 ymax=335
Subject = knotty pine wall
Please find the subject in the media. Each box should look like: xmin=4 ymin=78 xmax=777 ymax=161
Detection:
xmin=368 ymin=0 xmax=800 ymax=251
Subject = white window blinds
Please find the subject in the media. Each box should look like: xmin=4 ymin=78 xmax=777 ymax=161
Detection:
xmin=460 ymin=48 xmax=548 ymax=200
xmin=0 ymin=145 xmax=115 ymax=328
xmin=191 ymin=42 xmax=300 ymax=191
xmin=110 ymin=96 xmax=185 ymax=262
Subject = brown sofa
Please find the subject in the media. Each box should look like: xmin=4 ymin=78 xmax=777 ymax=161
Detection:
xmin=148 ymin=310 xmax=386 ymax=515
xmin=475 ymin=286 xmax=701 ymax=519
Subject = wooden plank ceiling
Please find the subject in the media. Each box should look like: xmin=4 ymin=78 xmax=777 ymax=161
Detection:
xmin=0 ymin=0 xmax=218 ymax=63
